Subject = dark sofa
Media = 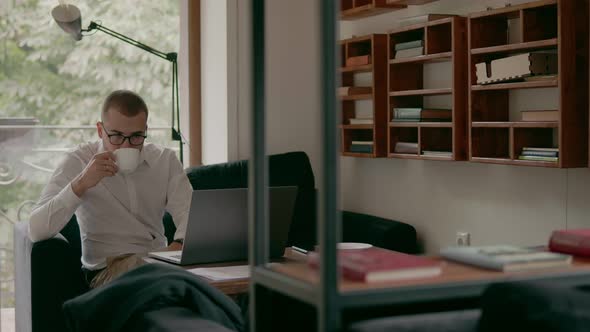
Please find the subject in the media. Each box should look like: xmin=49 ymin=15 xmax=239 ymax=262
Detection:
xmin=14 ymin=151 xmax=418 ymax=332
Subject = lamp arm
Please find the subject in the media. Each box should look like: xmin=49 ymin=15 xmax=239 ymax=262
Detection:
xmin=84 ymin=21 xmax=184 ymax=163
xmin=85 ymin=22 xmax=172 ymax=61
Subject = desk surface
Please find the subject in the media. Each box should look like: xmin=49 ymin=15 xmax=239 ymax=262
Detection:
xmin=147 ymin=250 xmax=590 ymax=301
xmin=271 ymin=254 xmax=590 ymax=292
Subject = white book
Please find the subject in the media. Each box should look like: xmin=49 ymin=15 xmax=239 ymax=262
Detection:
xmin=187 ymin=265 xmax=250 ymax=281
xmin=349 ymin=118 xmax=374 ymax=125
xmin=351 ymin=140 xmax=374 ymax=145
xmin=441 ymin=245 xmax=571 ymax=272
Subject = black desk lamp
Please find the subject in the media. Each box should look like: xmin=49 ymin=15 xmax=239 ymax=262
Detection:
xmin=51 ymin=4 xmax=184 ymax=163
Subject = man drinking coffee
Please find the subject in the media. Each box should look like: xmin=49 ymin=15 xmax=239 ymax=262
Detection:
xmin=28 ymin=90 xmax=192 ymax=288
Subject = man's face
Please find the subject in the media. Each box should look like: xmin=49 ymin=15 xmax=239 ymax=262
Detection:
xmin=97 ymin=109 xmax=148 ymax=152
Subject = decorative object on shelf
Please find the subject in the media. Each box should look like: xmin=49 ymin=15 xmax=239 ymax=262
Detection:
xmin=51 ymin=3 xmax=185 ymax=162
xmin=468 ymin=0 xmax=588 ymax=168
xmin=475 ymin=50 xmax=558 ymax=85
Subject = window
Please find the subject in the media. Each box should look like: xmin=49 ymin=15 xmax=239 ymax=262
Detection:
xmin=0 ymin=0 xmax=179 ymax=315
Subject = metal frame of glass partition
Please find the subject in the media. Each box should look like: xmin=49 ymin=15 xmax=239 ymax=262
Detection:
xmin=247 ymin=0 xmax=342 ymax=331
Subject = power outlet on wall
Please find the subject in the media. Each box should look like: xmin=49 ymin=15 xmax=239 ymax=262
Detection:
xmin=456 ymin=232 xmax=471 ymax=246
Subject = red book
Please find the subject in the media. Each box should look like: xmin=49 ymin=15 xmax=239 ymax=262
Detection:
xmin=308 ymin=247 xmax=442 ymax=283
xmin=549 ymin=229 xmax=590 ymax=257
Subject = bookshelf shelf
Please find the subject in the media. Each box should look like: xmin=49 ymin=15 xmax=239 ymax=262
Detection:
xmin=472 ymin=121 xmax=559 ymax=128
xmin=389 ymin=122 xmax=452 ymax=128
xmin=340 ymin=0 xmax=406 ymax=21
xmin=471 ymin=80 xmax=558 ymax=91
xmin=341 ymin=124 xmax=375 ymax=129
xmin=340 ymin=64 xmax=373 ymax=73
xmin=468 ymin=0 xmax=588 ymax=168
xmin=389 ymin=51 xmax=452 ymax=64
xmin=470 ymin=38 xmax=558 ymax=56
xmin=340 ymin=34 xmax=388 ymax=157
xmin=341 ymin=93 xmax=373 ymax=101
xmin=388 ymin=16 xmax=467 ymax=160
xmin=389 ymin=88 xmax=452 ymax=96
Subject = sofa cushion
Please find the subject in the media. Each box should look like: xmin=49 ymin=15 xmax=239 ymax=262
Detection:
xmin=348 ymin=309 xmax=480 ymax=332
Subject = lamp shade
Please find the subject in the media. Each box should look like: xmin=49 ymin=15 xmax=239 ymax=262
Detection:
xmin=51 ymin=4 xmax=83 ymax=40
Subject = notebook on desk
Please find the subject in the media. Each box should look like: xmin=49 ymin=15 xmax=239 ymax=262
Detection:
xmin=148 ymin=187 xmax=297 ymax=265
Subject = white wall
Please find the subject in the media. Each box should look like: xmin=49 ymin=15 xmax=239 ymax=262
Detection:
xmin=340 ymin=0 xmax=590 ymax=253
xmin=236 ymin=0 xmax=323 ymax=180
xmin=201 ymin=0 xmax=230 ymax=164
xmin=235 ymin=0 xmax=590 ymax=254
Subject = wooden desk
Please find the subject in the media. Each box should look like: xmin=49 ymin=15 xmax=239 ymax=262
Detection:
xmin=143 ymin=257 xmax=250 ymax=296
xmin=269 ymin=254 xmax=590 ymax=307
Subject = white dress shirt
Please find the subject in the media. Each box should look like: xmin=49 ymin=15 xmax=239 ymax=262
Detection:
xmin=28 ymin=140 xmax=193 ymax=270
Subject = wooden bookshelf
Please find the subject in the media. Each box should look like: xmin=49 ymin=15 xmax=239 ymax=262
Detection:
xmin=387 ymin=16 xmax=468 ymax=161
xmin=340 ymin=0 xmax=440 ymax=21
xmin=468 ymin=0 xmax=589 ymax=168
xmin=340 ymin=34 xmax=388 ymax=157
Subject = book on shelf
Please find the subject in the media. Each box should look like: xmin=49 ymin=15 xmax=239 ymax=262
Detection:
xmin=521 ymin=110 xmax=558 ymax=122
xmin=349 ymin=118 xmax=374 ymax=125
xmin=396 ymin=14 xmax=455 ymax=26
xmin=475 ymin=51 xmax=558 ymax=85
xmin=422 ymin=150 xmax=452 ymax=157
xmin=521 ymin=150 xmax=558 ymax=158
xmin=394 ymin=142 xmax=418 ymax=154
xmin=351 ymin=140 xmax=374 ymax=145
xmin=395 ymin=47 xmax=424 ymax=59
xmin=440 ymin=245 xmax=572 ymax=272
xmin=394 ymin=39 xmax=424 ymax=51
xmin=346 ymin=54 xmax=371 ymax=67
xmin=338 ymin=86 xmax=373 ymax=96
xmin=549 ymin=229 xmax=590 ymax=257
xmin=522 ymin=147 xmax=559 ymax=152
xmin=518 ymin=155 xmax=558 ymax=162
xmin=392 ymin=108 xmax=452 ymax=122
xmin=308 ymin=246 xmax=442 ymax=283
xmin=524 ymin=74 xmax=558 ymax=82
xmin=350 ymin=144 xmax=373 ymax=154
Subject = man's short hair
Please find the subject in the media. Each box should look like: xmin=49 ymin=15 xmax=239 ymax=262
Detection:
xmin=102 ymin=90 xmax=149 ymax=119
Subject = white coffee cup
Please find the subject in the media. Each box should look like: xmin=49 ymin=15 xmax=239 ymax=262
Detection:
xmin=114 ymin=148 xmax=140 ymax=174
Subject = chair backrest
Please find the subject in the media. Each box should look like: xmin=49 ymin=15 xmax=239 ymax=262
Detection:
xmin=61 ymin=151 xmax=318 ymax=255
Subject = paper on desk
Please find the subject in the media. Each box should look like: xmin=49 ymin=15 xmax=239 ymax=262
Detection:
xmin=188 ymin=265 xmax=250 ymax=281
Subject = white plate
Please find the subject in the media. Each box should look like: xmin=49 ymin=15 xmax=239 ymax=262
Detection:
xmin=338 ymin=242 xmax=372 ymax=250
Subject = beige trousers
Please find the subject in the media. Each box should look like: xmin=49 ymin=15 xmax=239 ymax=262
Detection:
xmin=90 ymin=253 xmax=147 ymax=288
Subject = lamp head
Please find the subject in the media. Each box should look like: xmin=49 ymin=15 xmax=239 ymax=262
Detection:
xmin=51 ymin=4 xmax=83 ymax=41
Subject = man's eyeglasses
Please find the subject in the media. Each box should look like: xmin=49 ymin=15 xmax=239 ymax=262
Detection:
xmin=101 ymin=123 xmax=147 ymax=146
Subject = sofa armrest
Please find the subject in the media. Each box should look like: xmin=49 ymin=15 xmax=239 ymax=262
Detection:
xmin=14 ymin=222 xmax=87 ymax=332
xmin=14 ymin=222 xmax=33 ymax=332
xmin=342 ymin=211 xmax=418 ymax=254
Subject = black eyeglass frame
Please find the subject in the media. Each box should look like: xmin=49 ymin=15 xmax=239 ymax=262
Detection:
xmin=100 ymin=123 xmax=147 ymax=146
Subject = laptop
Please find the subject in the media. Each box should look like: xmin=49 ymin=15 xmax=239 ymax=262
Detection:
xmin=148 ymin=186 xmax=297 ymax=265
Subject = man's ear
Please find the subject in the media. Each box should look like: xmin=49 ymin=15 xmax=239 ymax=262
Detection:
xmin=96 ymin=122 xmax=103 ymax=138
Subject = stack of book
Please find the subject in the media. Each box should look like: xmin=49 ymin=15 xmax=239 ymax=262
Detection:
xmin=422 ymin=150 xmax=452 ymax=158
xmin=440 ymin=245 xmax=572 ymax=272
xmin=308 ymin=246 xmax=442 ymax=283
xmin=394 ymin=142 xmax=418 ymax=154
xmin=350 ymin=140 xmax=373 ymax=154
xmin=518 ymin=147 xmax=558 ymax=162
xmin=394 ymin=40 xmax=424 ymax=59
xmin=349 ymin=118 xmax=373 ymax=125
xmin=392 ymin=108 xmax=452 ymax=122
